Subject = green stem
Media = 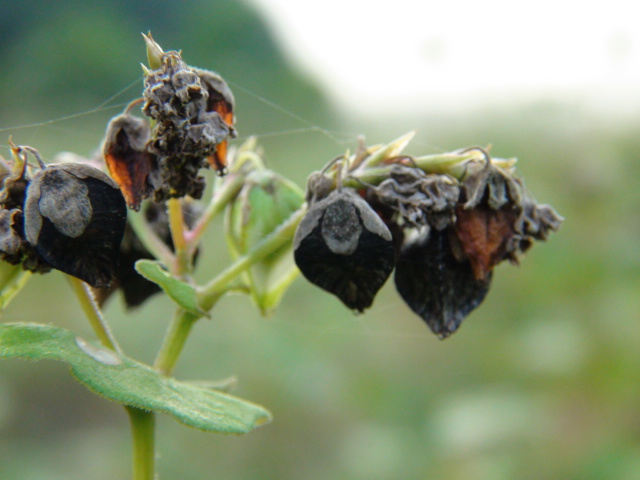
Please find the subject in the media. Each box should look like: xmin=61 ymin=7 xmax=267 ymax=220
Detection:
xmin=185 ymin=171 xmax=246 ymax=251
xmin=198 ymin=206 xmax=305 ymax=310
xmin=128 ymin=209 xmax=175 ymax=268
xmin=153 ymin=310 xmax=201 ymax=375
xmin=68 ymin=276 xmax=121 ymax=353
xmin=167 ymin=198 xmax=190 ymax=276
xmin=126 ymin=406 xmax=156 ymax=480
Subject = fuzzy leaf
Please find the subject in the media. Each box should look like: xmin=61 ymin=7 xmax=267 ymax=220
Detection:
xmin=0 ymin=323 xmax=271 ymax=433
xmin=134 ymin=259 xmax=205 ymax=315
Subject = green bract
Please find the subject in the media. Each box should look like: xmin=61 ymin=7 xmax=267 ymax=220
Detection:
xmin=225 ymin=168 xmax=304 ymax=316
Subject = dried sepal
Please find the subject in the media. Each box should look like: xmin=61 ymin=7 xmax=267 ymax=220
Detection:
xmin=394 ymin=228 xmax=491 ymax=338
xmin=294 ymin=188 xmax=395 ymax=312
xmin=103 ymin=113 xmax=154 ymax=211
xmin=24 ymin=164 xmax=127 ymax=288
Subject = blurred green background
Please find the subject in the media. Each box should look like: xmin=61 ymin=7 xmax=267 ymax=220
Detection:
xmin=1 ymin=1 xmax=639 ymax=479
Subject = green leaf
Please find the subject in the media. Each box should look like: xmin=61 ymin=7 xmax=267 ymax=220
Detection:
xmin=0 ymin=323 xmax=271 ymax=434
xmin=134 ymin=259 xmax=206 ymax=316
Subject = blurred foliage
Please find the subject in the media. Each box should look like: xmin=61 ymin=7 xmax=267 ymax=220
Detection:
xmin=1 ymin=1 xmax=640 ymax=480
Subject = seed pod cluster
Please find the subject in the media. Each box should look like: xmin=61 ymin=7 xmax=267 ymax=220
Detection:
xmin=294 ymin=148 xmax=563 ymax=338
xmin=103 ymin=49 xmax=236 ymax=208
xmin=0 ymin=147 xmax=127 ymax=288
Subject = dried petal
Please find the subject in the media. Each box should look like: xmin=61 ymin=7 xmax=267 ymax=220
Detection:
xmin=454 ymin=205 xmax=519 ymax=281
xmin=103 ymin=114 xmax=154 ymax=210
xmin=395 ymin=229 xmax=491 ymax=338
xmin=294 ymin=188 xmax=395 ymax=311
xmin=368 ymin=165 xmax=460 ymax=230
xmin=24 ymin=164 xmax=127 ymax=288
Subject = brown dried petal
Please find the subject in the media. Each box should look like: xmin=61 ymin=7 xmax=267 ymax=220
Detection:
xmin=103 ymin=114 xmax=154 ymax=211
xmin=454 ymin=204 xmax=519 ymax=281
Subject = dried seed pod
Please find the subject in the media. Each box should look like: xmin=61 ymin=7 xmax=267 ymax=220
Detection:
xmin=294 ymin=188 xmax=395 ymax=312
xmin=24 ymin=163 xmax=127 ymax=288
xmin=394 ymin=228 xmax=491 ymax=338
xmin=103 ymin=113 xmax=154 ymax=211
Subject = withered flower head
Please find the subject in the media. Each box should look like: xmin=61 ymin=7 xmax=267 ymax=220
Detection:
xmin=293 ymin=140 xmax=563 ymax=338
xmin=294 ymin=186 xmax=395 ymax=312
xmin=141 ymin=50 xmax=236 ymax=201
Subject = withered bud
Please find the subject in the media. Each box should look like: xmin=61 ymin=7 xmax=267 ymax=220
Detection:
xmin=103 ymin=113 xmax=154 ymax=211
xmin=394 ymin=228 xmax=491 ymax=338
xmin=24 ymin=163 xmax=127 ymax=288
xmin=294 ymin=188 xmax=395 ymax=312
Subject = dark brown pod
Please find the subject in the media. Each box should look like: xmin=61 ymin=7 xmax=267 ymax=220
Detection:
xmin=293 ymin=188 xmax=395 ymax=312
xmin=394 ymin=228 xmax=491 ymax=338
xmin=24 ymin=163 xmax=127 ymax=288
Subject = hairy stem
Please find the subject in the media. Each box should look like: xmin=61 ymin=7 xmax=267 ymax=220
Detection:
xmin=126 ymin=406 xmax=156 ymax=480
xmin=153 ymin=309 xmax=201 ymax=376
xmin=68 ymin=276 xmax=121 ymax=353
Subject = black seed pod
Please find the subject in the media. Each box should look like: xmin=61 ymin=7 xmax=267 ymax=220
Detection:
xmin=293 ymin=188 xmax=395 ymax=312
xmin=394 ymin=229 xmax=491 ymax=338
xmin=24 ymin=163 xmax=127 ymax=288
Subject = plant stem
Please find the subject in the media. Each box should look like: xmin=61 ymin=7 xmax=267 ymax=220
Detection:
xmin=126 ymin=406 xmax=156 ymax=480
xmin=167 ymin=197 xmax=191 ymax=276
xmin=68 ymin=276 xmax=121 ymax=353
xmin=153 ymin=310 xmax=201 ymax=376
xmin=198 ymin=206 xmax=305 ymax=310
xmin=185 ymin=171 xmax=246 ymax=250
xmin=128 ymin=209 xmax=175 ymax=267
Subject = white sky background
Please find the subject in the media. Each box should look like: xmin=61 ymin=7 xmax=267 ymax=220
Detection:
xmin=248 ymin=0 xmax=640 ymax=117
